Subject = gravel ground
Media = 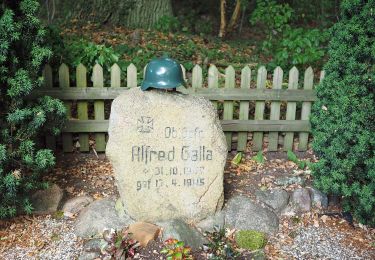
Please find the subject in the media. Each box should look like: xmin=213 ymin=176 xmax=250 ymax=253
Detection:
xmin=0 ymin=216 xmax=83 ymax=260
xmin=281 ymin=226 xmax=373 ymax=259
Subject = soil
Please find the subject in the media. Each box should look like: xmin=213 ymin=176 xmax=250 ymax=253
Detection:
xmin=1 ymin=149 xmax=374 ymax=259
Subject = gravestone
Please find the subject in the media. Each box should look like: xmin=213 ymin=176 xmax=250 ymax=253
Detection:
xmin=106 ymin=88 xmax=227 ymax=222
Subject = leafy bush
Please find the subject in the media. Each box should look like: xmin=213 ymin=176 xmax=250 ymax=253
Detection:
xmin=250 ymin=0 xmax=293 ymax=35
xmin=155 ymin=15 xmax=180 ymax=33
xmin=61 ymin=39 xmax=119 ymax=72
xmin=310 ymin=0 xmax=375 ymax=226
xmin=271 ymin=28 xmax=327 ymax=68
xmin=235 ymin=230 xmax=267 ymax=250
xmin=250 ymin=0 xmax=328 ymax=68
xmin=0 ymin=0 xmax=65 ymax=218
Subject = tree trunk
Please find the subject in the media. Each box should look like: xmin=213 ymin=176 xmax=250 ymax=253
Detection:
xmin=227 ymin=0 xmax=241 ymax=33
xmin=126 ymin=0 xmax=173 ymax=29
xmin=219 ymin=0 xmax=226 ymax=38
xmin=39 ymin=0 xmax=172 ymax=28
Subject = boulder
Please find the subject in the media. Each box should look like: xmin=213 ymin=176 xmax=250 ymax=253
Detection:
xmin=106 ymin=88 xmax=227 ymax=222
xmin=74 ymin=198 xmax=134 ymax=238
xmin=225 ymin=195 xmax=279 ymax=234
xmin=30 ymin=184 xmax=63 ymax=214
xmin=157 ymin=219 xmax=208 ymax=250
xmin=308 ymin=187 xmax=328 ymax=208
xmin=62 ymin=196 xmax=93 ymax=215
xmin=255 ymin=189 xmax=289 ymax=213
xmin=290 ymin=188 xmax=311 ymax=213
xmin=196 ymin=211 xmax=225 ymax=232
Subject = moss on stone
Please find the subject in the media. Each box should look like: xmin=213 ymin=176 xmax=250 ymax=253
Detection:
xmin=235 ymin=230 xmax=267 ymax=250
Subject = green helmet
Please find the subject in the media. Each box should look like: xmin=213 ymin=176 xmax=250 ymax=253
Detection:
xmin=141 ymin=57 xmax=184 ymax=91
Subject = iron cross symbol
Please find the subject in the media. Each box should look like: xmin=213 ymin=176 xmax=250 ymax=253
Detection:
xmin=137 ymin=116 xmax=154 ymax=133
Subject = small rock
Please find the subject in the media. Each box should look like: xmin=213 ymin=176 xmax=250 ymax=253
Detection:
xmin=308 ymin=187 xmax=328 ymax=208
xmin=275 ymin=176 xmax=305 ymax=186
xmin=30 ymin=184 xmax=63 ymax=214
xmin=74 ymin=198 xmax=134 ymax=238
xmin=128 ymin=222 xmax=161 ymax=247
xmin=83 ymin=238 xmax=104 ymax=253
xmin=62 ymin=196 xmax=93 ymax=215
xmin=157 ymin=219 xmax=208 ymax=250
xmin=196 ymin=211 xmax=225 ymax=232
xmin=290 ymin=188 xmax=311 ymax=213
xmin=78 ymin=252 xmax=100 ymax=260
xmin=255 ymin=189 xmax=289 ymax=213
xmin=225 ymin=195 xmax=279 ymax=234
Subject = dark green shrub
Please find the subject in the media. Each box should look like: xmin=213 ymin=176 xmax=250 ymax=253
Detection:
xmin=311 ymin=0 xmax=375 ymax=226
xmin=154 ymin=15 xmax=180 ymax=33
xmin=0 ymin=0 xmax=65 ymax=218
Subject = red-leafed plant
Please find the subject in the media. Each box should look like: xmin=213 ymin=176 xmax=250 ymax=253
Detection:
xmin=101 ymin=228 xmax=139 ymax=259
xmin=161 ymin=238 xmax=193 ymax=260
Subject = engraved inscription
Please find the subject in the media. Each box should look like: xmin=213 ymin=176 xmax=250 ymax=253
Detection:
xmin=137 ymin=116 xmax=154 ymax=133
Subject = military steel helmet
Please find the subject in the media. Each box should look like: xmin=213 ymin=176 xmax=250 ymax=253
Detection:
xmin=141 ymin=57 xmax=184 ymax=91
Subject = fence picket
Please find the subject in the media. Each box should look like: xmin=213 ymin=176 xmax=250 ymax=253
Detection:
xmin=268 ymin=67 xmax=283 ymax=151
xmin=77 ymin=64 xmax=89 ymax=152
xmin=298 ymin=67 xmax=313 ymax=151
xmin=253 ymin=66 xmax=267 ymax=151
xmin=42 ymin=65 xmax=56 ymax=150
xmin=181 ymin=65 xmax=187 ymax=82
xmin=237 ymin=66 xmax=251 ymax=151
xmin=93 ymin=64 xmax=106 ymax=152
xmin=192 ymin=65 xmax=203 ymax=89
xmin=111 ymin=63 xmax=121 ymax=88
xmin=223 ymin=66 xmax=235 ymax=151
xmin=208 ymin=65 xmax=219 ymax=109
xmin=284 ymin=66 xmax=299 ymax=151
xmin=127 ymin=63 xmax=137 ymax=88
xmin=59 ymin=64 xmax=73 ymax=152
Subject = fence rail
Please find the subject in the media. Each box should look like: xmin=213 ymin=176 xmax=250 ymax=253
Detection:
xmin=34 ymin=63 xmax=324 ymax=153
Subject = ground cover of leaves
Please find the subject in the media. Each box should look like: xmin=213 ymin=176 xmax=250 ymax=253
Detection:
xmin=1 ymin=149 xmax=374 ymax=259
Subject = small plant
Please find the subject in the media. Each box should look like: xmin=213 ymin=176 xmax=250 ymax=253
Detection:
xmin=287 ymin=150 xmax=308 ymax=169
xmin=203 ymin=226 xmax=239 ymax=259
xmin=231 ymin=152 xmax=243 ymax=166
xmin=161 ymin=238 xmax=193 ymax=260
xmin=101 ymin=228 xmax=139 ymax=259
xmin=235 ymin=230 xmax=267 ymax=250
xmin=252 ymin=151 xmax=265 ymax=164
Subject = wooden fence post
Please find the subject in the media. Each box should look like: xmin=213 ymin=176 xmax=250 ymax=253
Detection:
xmin=208 ymin=65 xmax=219 ymax=109
xmin=253 ymin=66 xmax=267 ymax=151
xmin=111 ymin=63 xmax=121 ymax=88
xmin=223 ymin=65 xmax=235 ymax=151
xmin=127 ymin=63 xmax=137 ymax=88
xmin=237 ymin=66 xmax=251 ymax=151
xmin=268 ymin=67 xmax=283 ymax=151
xmin=284 ymin=66 xmax=299 ymax=151
xmin=192 ymin=64 xmax=203 ymax=89
xmin=298 ymin=67 xmax=313 ymax=151
xmin=76 ymin=64 xmax=89 ymax=152
xmin=93 ymin=64 xmax=106 ymax=152
xmin=59 ymin=63 xmax=73 ymax=152
xmin=42 ymin=64 xmax=56 ymax=150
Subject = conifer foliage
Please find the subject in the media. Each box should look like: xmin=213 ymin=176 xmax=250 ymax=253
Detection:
xmin=311 ymin=0 xmax=375 ymax=226
xmin=0 ymin=0 xmax=65 ymax=218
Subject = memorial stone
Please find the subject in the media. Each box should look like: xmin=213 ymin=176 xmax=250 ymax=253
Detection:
xmin=106 ymin=88 xmax=227 ymax=222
